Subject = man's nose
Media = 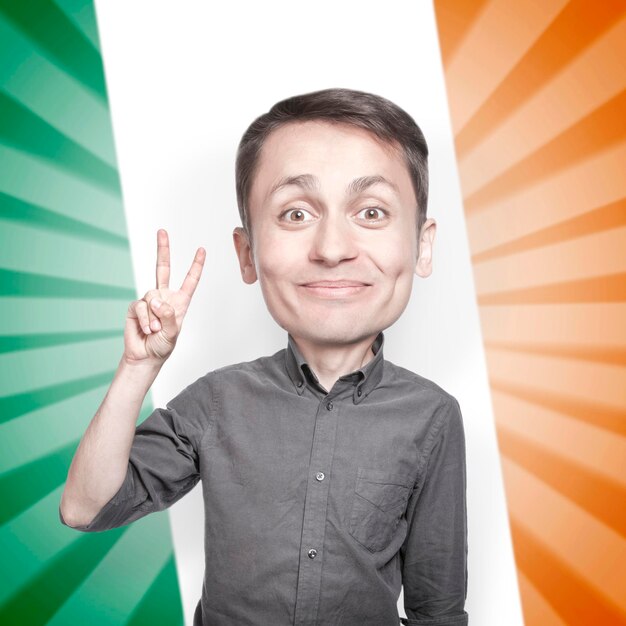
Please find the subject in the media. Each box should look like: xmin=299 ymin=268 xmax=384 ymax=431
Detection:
xmin=308 ymin=212 xmax=359 ymax=265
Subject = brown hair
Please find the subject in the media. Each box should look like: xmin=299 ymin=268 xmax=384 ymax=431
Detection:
xmin=235 ymin=87 xmax=429 ymax=245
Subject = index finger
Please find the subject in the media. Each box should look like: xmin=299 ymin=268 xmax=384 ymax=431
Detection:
xmin=179 ymin=247 xmax=206 ymax=299
xmin=156 ymin=229 xmax=170 ymax=289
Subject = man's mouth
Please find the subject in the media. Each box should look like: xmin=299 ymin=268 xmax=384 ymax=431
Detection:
xmin=302 ymin=280 xmax=370 ymax=287
xmin=299 ymin=280 xmax=371 ymax=298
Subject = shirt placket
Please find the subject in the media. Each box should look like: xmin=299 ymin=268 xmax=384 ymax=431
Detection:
xmin=293 ymin=392 xmax=341 ymax=626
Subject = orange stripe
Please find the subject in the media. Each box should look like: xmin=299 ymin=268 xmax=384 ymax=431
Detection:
xmin=480 ymin=303 xmax=626 ymax=349
xmin=517 ymin=569 xmax=568 ymax=626
xmin=433 ymin=0 xmax=490 ymax=65
xmin=472 ymin=198 xmax=626 ymax=264
xmin=484 ymin=339 xmax=626 ymax=367
xmin=454 ymin=0 xmax=626 ymax=157
xmin=494 ymin=390 xmax=626 ymax=492
xmin=466 ymin=143 xmax=626 ymax=255
xmin=477 ymin=271 xmax=626 ymax=305
xmin=498 ymin=424 xmax=626 ymax=537
xmin=510 ymin=517 xmax=626 ymax=625
xmin=489 ymin=377 xmax=626 ymax=437
xmin=464 ymin=90 xmax=626 ymax=215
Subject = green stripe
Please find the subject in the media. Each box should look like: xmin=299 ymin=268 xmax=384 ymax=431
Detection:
xmin=0 ymin=400 xmax=154 ymax=476
xmin=0 ymin=90 xmax=120 ymax=194
xmin=0 ymin=1 xmax=185 ymax=622
xmin=0 ymin=440 xmax=77 ymax=524
xmin=0 ymin=14 xmax=114 ymax=164
xmin=0 ymin=0 xmax=107 ymax=101
xmin=0 ymin=298 xmax=128 ymax=334
xmin=0 ymin=192 xmax=128 ymax=248
xmin=0 ymin=525 xmax=127 ymax=625
xmin=0 ymin=144 xmax=126 ymax=232
xmin=0 ymin=329 xmax=123 ymax=354
xmin=127 ymin=554 xmax=186 ymax=626
xmin=49 ymin=515 xmax=176 ymax=626
xmin=0 ymin=221 xmax=134 ymax=287
xmin=0 ymin=369 xmax=117 ymax=425
xmin=0 ymin=268 xmax=136 ymax=298
xmin=53 ymin=0 xmax=101 ymax=51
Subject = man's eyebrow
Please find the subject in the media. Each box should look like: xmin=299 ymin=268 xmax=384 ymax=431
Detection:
xmin=347 ymin=175 xmax=400 ymax=196
xmin=268 ymin=174 xmax=320 ymax=197
xmin=268 ymin=173 xmax=400 ymax=197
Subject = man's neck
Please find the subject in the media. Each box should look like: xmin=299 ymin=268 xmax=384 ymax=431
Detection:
xmin=292 ymin=333 xmax=378 ymax=393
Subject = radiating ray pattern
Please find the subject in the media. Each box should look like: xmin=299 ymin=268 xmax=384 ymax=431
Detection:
xmin=433 ymin=1 xmax=626 ymax=624
xmin=0 ymin=1 xmax=185 ymax=624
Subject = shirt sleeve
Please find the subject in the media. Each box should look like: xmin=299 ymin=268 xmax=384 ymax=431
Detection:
xmin=400 ymin=395 xmax=469 ymax=626
xmin=59 ymin=373 xmax=214 ymax=533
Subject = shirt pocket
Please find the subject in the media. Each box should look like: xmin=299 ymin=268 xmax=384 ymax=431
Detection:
xmin=348 ymin=467 xmax=414 ymax=553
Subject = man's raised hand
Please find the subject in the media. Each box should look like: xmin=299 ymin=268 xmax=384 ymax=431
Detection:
xmin=124 ymin=229 xmax=206 ymax=365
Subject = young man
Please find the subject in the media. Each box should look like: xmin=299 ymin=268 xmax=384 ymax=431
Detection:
xmin=60 ymin=88 xmax=468 ymax=626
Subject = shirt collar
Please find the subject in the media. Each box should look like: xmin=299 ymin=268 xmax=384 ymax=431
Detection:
xmin=284 ymin=331 xmax=385 ymax=404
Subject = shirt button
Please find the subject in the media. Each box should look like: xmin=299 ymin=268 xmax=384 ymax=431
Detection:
xmin=297 ymin=380 xmax=303 ymax=387
xmin=357 ymin=388 xmax=362 ymax=396
xmin=326 ymin=401 xmax=333 ymax=411
xmin=315 ymin=471 xmax=325 ymax=481
xmin=308 ymin=548 xmax=317 ymax=559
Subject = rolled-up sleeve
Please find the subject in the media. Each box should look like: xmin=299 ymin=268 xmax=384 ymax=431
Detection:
xmin=59 ymin=374 xmax=213 ymax=533
xmin=400 ymin=396 xmax=469 ymax=626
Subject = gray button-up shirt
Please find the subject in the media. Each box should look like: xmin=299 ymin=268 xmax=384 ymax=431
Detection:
xmin=59 ymin=331 xmax=468 ymax=625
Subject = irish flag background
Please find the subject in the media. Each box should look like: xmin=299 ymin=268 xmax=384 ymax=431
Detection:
xmin=0 ymin=1 xmax=624 ymax=624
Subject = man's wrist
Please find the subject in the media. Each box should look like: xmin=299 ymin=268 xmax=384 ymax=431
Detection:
xmin=117 ymin=355 xmax=164 ymax=393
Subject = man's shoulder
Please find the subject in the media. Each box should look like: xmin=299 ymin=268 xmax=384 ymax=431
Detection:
xmin=383 ymin=359 xmax=463 ymax=438
xmin=199 ymin=348 xmax=286 ymax=385
xmin=383 ymin=358 xmax=458 ymax=405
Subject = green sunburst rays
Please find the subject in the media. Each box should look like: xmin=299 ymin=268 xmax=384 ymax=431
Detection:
xmin=0 ymin=498 xmax=182 ymax=626
xmin=0 ymin=1 xmax=185 ymax=624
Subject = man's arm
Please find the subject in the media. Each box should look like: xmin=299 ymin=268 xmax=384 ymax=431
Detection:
xmin=60 ymin=229 xmax=206 ymax=531
xmin=59 ymin=363 xmax=211 ymax=533
xmin=59 ymin=356 xmax=162 ymax=528
xmin=400 ymin=396 xmax=469 ymax=626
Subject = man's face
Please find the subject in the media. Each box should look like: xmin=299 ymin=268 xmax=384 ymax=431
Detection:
xmin=234 ymin=120 xmax=435 ymax=346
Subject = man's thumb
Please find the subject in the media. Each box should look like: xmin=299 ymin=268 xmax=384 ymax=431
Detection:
xmin=155 ymin=301 xmax=178 ymax=340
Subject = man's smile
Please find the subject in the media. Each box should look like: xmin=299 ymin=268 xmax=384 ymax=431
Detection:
xmin=299 ymin=280 xmax=371 ymax=299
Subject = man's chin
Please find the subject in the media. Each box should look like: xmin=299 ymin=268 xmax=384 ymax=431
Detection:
xmin=283 ymin=321 xmax=380 ymax=346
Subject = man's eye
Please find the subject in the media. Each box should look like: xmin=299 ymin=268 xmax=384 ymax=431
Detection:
xmin=280 ymin=208 xmax=314 ymax=223
xmin=356 ymin=207 xmax=387 ymax=221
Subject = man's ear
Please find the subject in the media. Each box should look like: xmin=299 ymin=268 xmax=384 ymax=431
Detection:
xmin=233 ymin=227 xmax=258 ymax=284
xmin=415 ymin=218 xmax=436 ymax=278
